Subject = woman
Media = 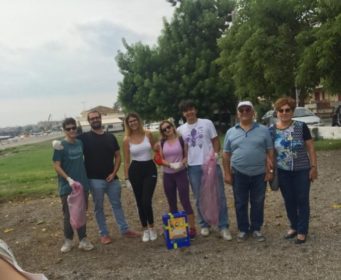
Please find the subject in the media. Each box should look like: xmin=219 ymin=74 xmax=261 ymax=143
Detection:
xmin=270 ymin=97 xmax=318 ymax=244
xmin=158 ymin=120 xmax=196 ymax=239
xmin=123 ymin=113 xmax=158 ymax=242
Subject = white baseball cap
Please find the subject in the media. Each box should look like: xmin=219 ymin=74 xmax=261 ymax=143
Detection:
xmin=237 ymin=101 xmax=254 ymax=109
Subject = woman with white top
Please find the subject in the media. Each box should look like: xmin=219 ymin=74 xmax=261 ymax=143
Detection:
xmin=123 ymin=112 xmax=158 ymax=242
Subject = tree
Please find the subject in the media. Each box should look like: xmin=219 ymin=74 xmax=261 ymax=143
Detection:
xmin=116 ymin=0 xmax=236 ymax=123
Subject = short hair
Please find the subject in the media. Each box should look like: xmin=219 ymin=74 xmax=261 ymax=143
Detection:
xmin=62 ymin=118 xmax=76 ymax=129
xmin=274 ymin=97 xmax=296 ymax=111
xmin=124 ymin=112 xmax=145 ymax=137
xmin=179 ymin=99 xmax=197 ymax=112
xmin=87 ymin=110 xmax=101 ymax=121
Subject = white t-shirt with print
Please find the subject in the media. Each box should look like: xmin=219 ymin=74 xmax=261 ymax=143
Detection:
xmin=177 ymin=118 xmax=217 ymax=166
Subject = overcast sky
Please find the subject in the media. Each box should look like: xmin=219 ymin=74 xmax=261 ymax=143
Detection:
xmin=0 ymin=0 xmax=174 ymax=128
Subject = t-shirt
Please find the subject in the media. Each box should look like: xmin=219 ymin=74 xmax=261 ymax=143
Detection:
xmin=269 ymin=121 xmax=312 ymax=171
xmin=223 ymin=122 xmax=273 ymax=176
xmin=78 ymin=131 xmax=120 ymax=180
xmin=162 ymin=138 xmax=185 ymax=174
xmin=52 ymin=139 xmax=89 ymax=196
xmin=177 ymin=118 xmax=217 ymax=166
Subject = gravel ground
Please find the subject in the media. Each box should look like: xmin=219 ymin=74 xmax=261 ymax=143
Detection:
xmin=0 ymin=150 xmax=340 ymax=280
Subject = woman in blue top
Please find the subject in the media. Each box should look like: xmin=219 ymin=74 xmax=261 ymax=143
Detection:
xmin=270 ymin=97 xmax=318 ymax=244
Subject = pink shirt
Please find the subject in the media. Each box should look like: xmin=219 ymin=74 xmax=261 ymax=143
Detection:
xmin=162 ymin=138 xmax=185 ymax=174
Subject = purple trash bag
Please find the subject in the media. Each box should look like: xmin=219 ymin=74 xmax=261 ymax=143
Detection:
xmin=67 ymin=181 xmax=86 ymax=229
xmin=200 ymin=151 xmax=220 ymax=226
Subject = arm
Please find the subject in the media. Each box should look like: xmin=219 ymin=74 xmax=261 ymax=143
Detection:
xmin=106 ymin=150 xmax=121 ymax=182
xmin=222 ymin=152 xmax=232 ymax=185
xmin=146 ymin=130 xmax=157 ymax=149
xmin=211 ymin=136 xmax=220 ymax=154
xmin=123 ymin=137 xmax=130 ymax=179
xmin=53 ymin=161 xmax=69 ymax=180
xmin=305 ymin=139 xmax=318 ymax=181
xmin=264 ymin=149 xmax=274 ymax=182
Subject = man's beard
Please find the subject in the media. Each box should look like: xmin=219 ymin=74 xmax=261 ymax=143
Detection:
xmin=90 ymin=121 xmax=102 ymax=130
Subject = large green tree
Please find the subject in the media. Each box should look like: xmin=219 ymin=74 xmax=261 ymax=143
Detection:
xmin=116 ymin=0 xmax=236 ymax=122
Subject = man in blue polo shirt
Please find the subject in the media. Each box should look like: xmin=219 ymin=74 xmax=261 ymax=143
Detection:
xmin=222 ymin=101 xmax=273 ymax=242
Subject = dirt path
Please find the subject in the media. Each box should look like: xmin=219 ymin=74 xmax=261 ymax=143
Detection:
xmin=1 ymin=150 xmax=340 ymax=280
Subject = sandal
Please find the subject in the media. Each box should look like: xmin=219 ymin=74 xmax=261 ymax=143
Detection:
xmin=284 ymin=230 xmax=297 ymax=239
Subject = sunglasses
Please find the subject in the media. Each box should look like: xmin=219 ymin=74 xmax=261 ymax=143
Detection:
xmin=238 ymin=107 xmax=252 ymax=113
xmin=278 ymin=108 xmax=291 ymax=113
xmin=161 ymin=125 xmax=172 ymax=133
xmin=65 ymin=126 xmax=77 ymax=132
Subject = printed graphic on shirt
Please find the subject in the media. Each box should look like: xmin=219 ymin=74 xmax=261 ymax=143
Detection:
xmin=185 ymin=125 xmax=204 ymax=149
xmin=68 ymin=145 xmax=83 ymax=160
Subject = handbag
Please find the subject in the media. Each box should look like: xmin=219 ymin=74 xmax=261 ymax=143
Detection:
xmin=269 ymin=165 xmax=279 ymax=191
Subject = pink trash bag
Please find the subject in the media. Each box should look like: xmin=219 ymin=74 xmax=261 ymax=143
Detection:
xmin=67 ymin=181 xmax=86 ymax=229
xmin=200 ymin=151 xmax=220 ymax=226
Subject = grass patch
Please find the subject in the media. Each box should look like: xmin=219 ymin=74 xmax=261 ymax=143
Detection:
xmin=313 ymin=139 xmax=341 ymax=151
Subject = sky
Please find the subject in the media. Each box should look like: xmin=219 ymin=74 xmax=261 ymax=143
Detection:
xmin=0 ymin=0 xmax=174 ymax=128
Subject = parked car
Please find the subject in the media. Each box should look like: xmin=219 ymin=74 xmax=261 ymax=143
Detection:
xmin=331 ymin=105 xmax=341 ymax=126
xmin=261 ymin=107 xmax=322 ymax=126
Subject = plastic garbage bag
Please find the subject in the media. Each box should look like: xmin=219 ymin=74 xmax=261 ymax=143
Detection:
xmin=67 ymin=181 xmax=86 ymax=229
xmin=200 ymin=151 xmax=220 ymax=226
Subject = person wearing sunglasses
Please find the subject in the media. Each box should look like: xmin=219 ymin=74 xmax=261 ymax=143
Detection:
xmin=223 ymin=101 xmax=274 ymax=242
xmin=123 ymin=112 xmax=158 ymax=242
xmin=52 ymin=118 xmax=94 ymax=253
xmin=158 ymin=120 xmax=197 ymax=239
xmin=269 ymin=97 xmax=318 ymax=244
xmin=177 ymin=100 xmax=232 ymax=241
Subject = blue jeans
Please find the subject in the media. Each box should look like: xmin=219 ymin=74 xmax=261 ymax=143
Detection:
xmin=232 ymin=169 xmax=266 ymax=232
xmin=278 ymin=168 xmax=310 ymax=234
xmin=89 ymin=179 xmax=128 ymax=236
xmin=187 ymin=165 xmax=229 ymax=230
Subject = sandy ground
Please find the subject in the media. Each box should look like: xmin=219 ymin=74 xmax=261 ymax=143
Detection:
xmin=0 ymin=150 xmax=340 ymax=280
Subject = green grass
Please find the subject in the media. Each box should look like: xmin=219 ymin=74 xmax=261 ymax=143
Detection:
xmin=313 ymin=139 xmax=341 ymax=151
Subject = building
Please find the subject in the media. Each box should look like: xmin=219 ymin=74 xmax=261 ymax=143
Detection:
xmin=77 ymin=106 xmax=124 ymax=133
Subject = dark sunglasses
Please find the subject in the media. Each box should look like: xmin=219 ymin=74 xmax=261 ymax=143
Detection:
xmin=89 ymin=116 xmax=101 ymax=121
xmin=238 ymin=107 xmax=252 ymax=113
xmin=278 ymin=108 xmax=291 ymax=113
xmin=161 ymin=125 xmax=172 ymax=133
xmin=65 ymin=126 xmax=77 ymax=131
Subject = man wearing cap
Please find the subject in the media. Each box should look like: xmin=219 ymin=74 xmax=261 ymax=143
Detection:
xmin=222 ymin=101 xmax=273 ymax=242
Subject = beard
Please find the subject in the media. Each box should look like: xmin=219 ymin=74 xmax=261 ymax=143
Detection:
xmin=90 ymin=121 xmax=102 ymax=130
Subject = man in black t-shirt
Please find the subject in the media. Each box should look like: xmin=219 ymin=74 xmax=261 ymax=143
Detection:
xmin=79 ymin=110 xmax=140 ymax=244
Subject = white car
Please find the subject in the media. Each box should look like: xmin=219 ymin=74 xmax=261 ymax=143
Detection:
xmin=262 ymin=107 xmax=322 ymax=126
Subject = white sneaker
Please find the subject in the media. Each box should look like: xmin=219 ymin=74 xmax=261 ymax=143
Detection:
xmin=78 ymin=238 xmax=94 ymax=251
xmin=200 ymin=227 xmax=210 ymax=237
xmin=60 ymin=239 xmax=73 ymax=253
xmin=142 ymin=229 xmax=150 ymax=242
xmin=149 ymin=228 xmax=158 ymax=241
xmin=220 ymin=229 xmax=232 ymax=241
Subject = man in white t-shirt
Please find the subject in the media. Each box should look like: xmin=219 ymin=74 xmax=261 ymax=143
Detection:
xmin=177 ymin=100 xmax=231 ymax=240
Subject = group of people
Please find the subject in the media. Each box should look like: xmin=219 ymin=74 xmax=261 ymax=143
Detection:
xmin=52 ymin=96 xmax=318 ymax=253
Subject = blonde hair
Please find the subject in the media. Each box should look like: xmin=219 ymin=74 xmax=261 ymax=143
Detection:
xmin=159 ymin=120 xmax=177 ymax=140
xmin=124 ymin=112 xmax=145 ymax=137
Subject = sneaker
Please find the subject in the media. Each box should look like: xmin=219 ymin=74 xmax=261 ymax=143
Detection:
xmin=60 ymin=239 xmax=73 ymax=253
xmin=252 ymin=231 xmax=266 ymax=242
xmin=123 ymin=229 xmax=141 ymax=238
xmin=100 ymin=235 xmax=113 ymax=245
xmin=142 ymin=229 xmax=150 ymax=242
xmin=200 ymin=227 xmax=210 ymax=237
xmin=220 ymin=228 xmax=232 ymax=241
xmin=78 ymin=238 xmax=95 ymax=251
xmin=189 ymin=228 xmax=197 ymax=240
xmin=237 ymin=232 xmax=248 ymax=242
xmin=149 ymin=228 xmax=158 ymax=241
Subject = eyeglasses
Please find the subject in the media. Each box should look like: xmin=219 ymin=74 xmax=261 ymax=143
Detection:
xmin=278 ymin=108 xmax=291 ymax=113
xmin=65 ymin=126 xmax=77 ymax=131
xmin=238 ymin=107 xmax=252 ymax=113
xmin=89 ymin=116 xmax=101 ymax=121
xmin=161 ymin=125 xmax=172 ymax=133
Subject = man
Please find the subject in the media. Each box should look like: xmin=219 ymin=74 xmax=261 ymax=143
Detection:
xmin=78 ymin=110 xmax=140 ymax=244
xmin=52 ymin=118 xmax=94 ymax=252
xmin=177 ymin=100 xmax=232 ymax=240
xmin=222 ymin=101 xmax=273 ymax=242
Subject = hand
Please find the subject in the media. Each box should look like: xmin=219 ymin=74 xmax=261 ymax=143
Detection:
xmin=125 ymin=179 xmax=133 ymax=191
xmin=169 ymin=162 xmax=183 ymax=170
xmin=106 ymin=173 xmax=115 ymax=182
xmin=66 ymin=177 xmax=75 ymax=187
xmin=224 ymin=173 xmax=233 ymax=185
xmin=310 ymin=167 xmax=318 ymax=182
xmin=52 ymin=140 xmax=63 ymax=150
xmin=264 ymin=171 xmax=273 ymax=182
